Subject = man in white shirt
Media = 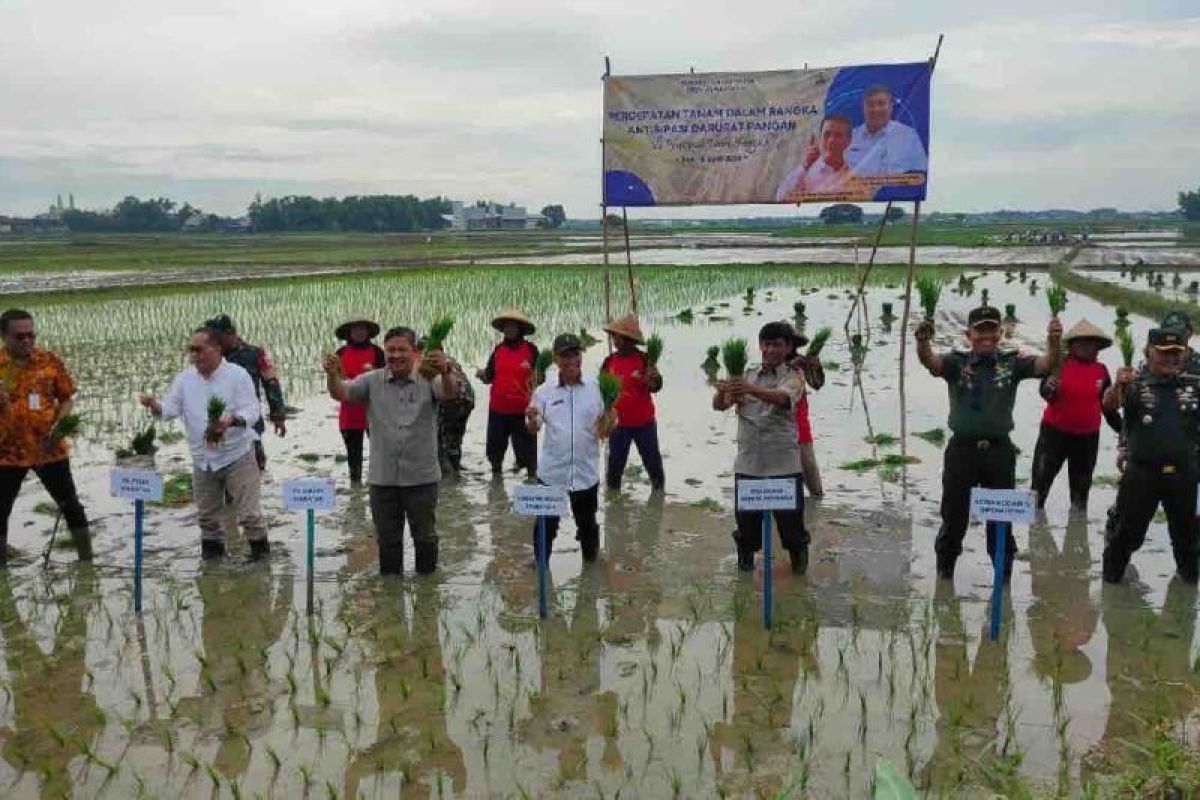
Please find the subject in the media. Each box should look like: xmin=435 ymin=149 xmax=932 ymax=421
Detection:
xmin=140 ymin=327 xmax=267 ymax=560
xmin=525 ymin=333 xmax=613 ymax=563
xmin=774 ymin=115 xmax=855 ymax=201
xmin=846 ymin=84 xmax=928 ymax=176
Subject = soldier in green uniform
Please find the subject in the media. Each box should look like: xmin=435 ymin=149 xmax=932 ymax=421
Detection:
xmin=916 ymin=306 xmax=1062 ymax=581
xmin=1101 ymin=328 xmax=1200 ymax=584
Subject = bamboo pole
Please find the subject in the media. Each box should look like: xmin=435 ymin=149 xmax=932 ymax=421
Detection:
xmin=843 ymin=200 xmax=893 ymax=331
xmin=601 ymin=56 xmax=613 ymax=322
xmin=622 ymin=206 xmax=637 ymax=315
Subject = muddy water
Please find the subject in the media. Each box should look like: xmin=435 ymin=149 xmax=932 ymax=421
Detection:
xmin=1083 ymin=268 xmax=1200 ymax=305
xmin=0 ymin=263 xmax=1197 ymax=797
xmin=474 ymin=245 xmax=1072 ymax=267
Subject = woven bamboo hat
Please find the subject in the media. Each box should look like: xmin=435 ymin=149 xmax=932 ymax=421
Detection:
xmin=1064 ymin=319 xmax=1112 ymax=349
xmin=335 ymin=314 xmax=381 ymax=340
xmin=491 ymin=309 xmax=536 ymax=336
xmin=602 ymin=314 xmax=644 ymax=344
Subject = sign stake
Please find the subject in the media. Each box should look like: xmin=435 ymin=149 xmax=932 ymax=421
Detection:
xmin=306 ymin=508 xmax=316 ymax=615
xmin=761 ymin=513 xmax=773 ymax=629
xmin=536 ymin=515 xmax=549 ymax=619
xmin=134 ymin=498 xmax=144 ymax=613
xmin=990 ymin=522 xmax=1009 ymax=641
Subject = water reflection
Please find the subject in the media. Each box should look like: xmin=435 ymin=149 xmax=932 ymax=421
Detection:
xmin=0 ymin=569 xmax=101 ymax=799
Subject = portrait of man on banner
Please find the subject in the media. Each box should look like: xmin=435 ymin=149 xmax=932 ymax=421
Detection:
xmin=847 ymin=83 xmax=928 ymax=177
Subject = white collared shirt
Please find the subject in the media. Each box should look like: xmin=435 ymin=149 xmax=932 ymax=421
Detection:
xmin=534 ymin=374 xmax=604 ymax=491
xmin=160 ymin=360 xmax=262 ymax=471
xmin=847 ymin=120 xmax=928 ymax=175
xmin=774 ymin=158 xmax=851 ymax=200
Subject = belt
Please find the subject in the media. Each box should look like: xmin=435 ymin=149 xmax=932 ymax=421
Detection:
xmin=951 ymin=435 xmax=1009 ymax=451
xmin=1131 ymin=459 xmax=1192 ymax=476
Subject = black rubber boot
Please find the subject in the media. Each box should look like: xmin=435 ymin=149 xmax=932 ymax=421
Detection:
xmin=579 ymin=529 xmax=599 ymax=563
xmin=248 ymin=539 xmax=270 ymax=560
xmin=788 ymin=544 xmax=808 ymax=575
xmin=69 ymin=527 xmax=93 ymax=562
xmin=1102 ymin=547 xmax=1127 ymax=584
xmin=414 ymin=542 xmax=438 ymax=575
xmin=734 ymin=532 xmax=755 ymax=572
xmin=936 ymin=552 xmax=957 ymax=581
xmin=379 ymin=545 xmax=404 ymax=576
xmin=201 ymin=540 xmax=226 ymax=560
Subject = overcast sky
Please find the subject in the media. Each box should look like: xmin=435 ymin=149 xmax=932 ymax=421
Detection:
xmin=1 ymin=0 xmax=1197 ymax=219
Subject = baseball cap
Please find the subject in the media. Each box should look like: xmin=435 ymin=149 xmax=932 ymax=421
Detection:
xmin=1148 ymin=328 xmax=1187 ymax=350
xmin=967 ymin=306 xmax=1002 ymax=328
xmin=206 ymin=314 xmax=236 ymax=333
xmin=1160 ymin=310 xmax=1193 ymax=335
xmin=552 ymin=333 xmax=583 ymax=355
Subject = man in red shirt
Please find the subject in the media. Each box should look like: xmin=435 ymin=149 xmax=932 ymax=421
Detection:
xmin=601 ymin=315 xmax=665 ymax=491
xmin=334 ymin=315 xmax=385 ymax=486
xmin=477 ymin=310 xmax=539 ymax=478
xmin=1031 ymin=319 xmax=1121 ymax=511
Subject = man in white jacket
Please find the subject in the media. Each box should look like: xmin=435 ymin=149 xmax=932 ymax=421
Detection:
xmin=140 ymin=327 xmax=267 ymax=560
xmin=525 ymin=333 xmax=614 ymax=564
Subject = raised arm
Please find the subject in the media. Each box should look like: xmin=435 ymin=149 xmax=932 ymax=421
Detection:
xmin=1103 ymin=366 xmax=1132 ymax=414
xmin=323 ymin=354 xmax=352 ymax=403
xmin=1033 ymin=317 xmax=1064 ymax=376
xmin=914 ymin=320 xmax=944 ymax=376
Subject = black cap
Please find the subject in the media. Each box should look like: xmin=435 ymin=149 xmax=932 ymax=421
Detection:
xmin=1149 ymin=327 xmax=1187 ymax=350
xmin=552 ymin=333 xmax=582 ymax=355
xmin=206 ymin=314 xmax=235 ymax=333
xmin=967 ymin=306 xmax=1002 ymax=328
xmin=1161 ymin=310 xmax=1193 ymax=335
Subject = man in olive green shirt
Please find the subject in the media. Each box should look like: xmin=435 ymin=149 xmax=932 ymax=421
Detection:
xmin=916 ymin=305 xmax=1062 ymax=582
xmin=1101 ymin=328 xmax=1200 ymax=584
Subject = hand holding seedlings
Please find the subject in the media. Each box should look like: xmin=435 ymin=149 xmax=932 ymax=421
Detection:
xmin=423 ymin=349 xmax=451 ymax=375
xmin=524 ymin=405 xmax=542 ymax=434
xmin=139 ymin=393 xmax=162 ymax=416
xmin=1046 ymin=316 xmax=1063 ymax=341
xmin=321 ymin=353 xmax=341 ymax=377
xmin=914 ymin=319 xmax=934 ymax=342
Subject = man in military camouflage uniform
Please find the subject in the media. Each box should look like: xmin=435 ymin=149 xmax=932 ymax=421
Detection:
xmin=438 ymin=356 xmax=474 ymax=476
xmin=916 ymin=305 xmax=1062 ymax=582
xmin=206 ymin=315 xmax=287 ymax=470
xmin=1102 ymin=328 xmax=1200 ymax=585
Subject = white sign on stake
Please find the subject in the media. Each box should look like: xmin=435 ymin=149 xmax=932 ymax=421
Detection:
xmin=736 ymin=478 xmax=797 ymax=511
xmin=110 ymin=468 xmax=164 ymax=502
xmin=970 ymin=488 xmax=1036 ymax=524
xmin=283 ymin=478 xmax=337 ymax=512
xmin=512 ymin=484 xmax=570 ymax=517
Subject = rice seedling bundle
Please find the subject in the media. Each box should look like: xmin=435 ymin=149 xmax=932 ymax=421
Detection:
xmin=205 ymin=396 xmax=226 ymax=444
xmin=1116 ymin=327 xmax=1135 ymax=367
xmin=915 ymin=276 xmax=941 ymax=320
xmin=598 ymin=371 xmax=622 ymax=409
xmin=533 ymin=350 xmax=553 ymax=386
xmin=419 ymin=316 xmax=455 ymax=379
xmin=51 ymin=412 xmax=83 ymax=438
xmin=721 ymin=338 xmax=748 ymax=378
xmin=1046 ymin=284 xmax=1068 ymax=317
xmin=645 ymin=334 xmax=663 ymax=367
xmin=806 ymin=327 xmax=832 ymax=358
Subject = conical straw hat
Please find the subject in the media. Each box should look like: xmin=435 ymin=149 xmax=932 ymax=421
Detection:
xmin=1064 ymin=318 xmax=1112 ymax=349
xmin=491 ymin=309 xmax=536 ymax=336
xmin=335 ymin=314 xmax=381 ymax=340
xmin=602 ymin=314 xmax=644 ymax=344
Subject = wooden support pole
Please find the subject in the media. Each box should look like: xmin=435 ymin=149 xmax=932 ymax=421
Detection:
xmin=622 ymin=207 xmax=637 ymax=315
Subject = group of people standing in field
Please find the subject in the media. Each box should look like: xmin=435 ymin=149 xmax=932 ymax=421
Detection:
xmin=0 ymin=298 xmax=1198 ymax=591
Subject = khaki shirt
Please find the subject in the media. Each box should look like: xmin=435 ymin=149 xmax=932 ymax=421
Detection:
xmin=347 ymin=368 xmax=443 ymax=487
xmin=734 ymin=364 xmax=803 ymax=477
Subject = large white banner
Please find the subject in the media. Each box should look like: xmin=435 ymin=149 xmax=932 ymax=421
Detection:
xmin=603 ymin=61 xmax=932 ymax=207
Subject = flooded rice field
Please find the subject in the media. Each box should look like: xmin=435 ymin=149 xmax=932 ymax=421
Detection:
xmin=472 ymin=246 xmax=1072 ymax=268
xmin=1082 ymin=268 xmax=1200 ymax=305
xmin=1071 ymin=246 xmax=1200 ymax=268
xmin=1 ymin=259 xmax=1197 ymax=797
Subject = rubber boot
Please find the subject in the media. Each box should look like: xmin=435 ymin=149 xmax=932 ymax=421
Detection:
xmin=201 ymin=540 xmax=226 ymax=560
xmin=1101 ymin=546 xmax=1127 ymax=584
xmin=936 ymin=552 xmax=957 ymax=581
xmin=69 ymin=527 xmax=93 ymax=562
xmin=249 ymin=539 xmax=270 ymax=561
xmin=578 ymin=527 xmax=599 ymax=563
xmin=379 ymin=544 xmax=404 ymax=576
xmin=414 ymin=541 xmax=438 ymax=575
xmin=788 ymin=543 xmax=808 ymax=575
xmin=733 ymin=531 xmax=755 ymax=572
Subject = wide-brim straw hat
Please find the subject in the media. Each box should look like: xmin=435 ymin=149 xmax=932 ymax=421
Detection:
xmin=1064 ymin=319 xmax=1113 ymax=349
xmin=335 ymin=315 xmax=381 ymax=340
xmin=602 ymin=314 xmax=644 ymax=344
xmin=491 ymin=309 xmax=536 ymax=336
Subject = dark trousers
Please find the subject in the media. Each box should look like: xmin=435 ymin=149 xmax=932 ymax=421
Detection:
xmin=532 ymin=483 xmax=600 ymax=560
xmin=0 ymin=460 xmax=88 ymax=540
xmin=439 ymin=400 xmax=473 ymax=472
xmin=1030 ymin=423 xmax=1100 ymax=509
xmin=606 ymin=422 xmax=666 ymax=490
xmin=936 ymin=436 xmax=1017 ymax=570
xmin=368 ymin=482 xmax=438 ymax=574
xmin=341 ymin=429 xmax=366 ymax=482
xmin=486 ymin=411 xmax=536 ymax=473
xmin=733 ymin=473 xmax=807 ymax=552
xmin=1105 ymin=462 xmax=1199 ymax=580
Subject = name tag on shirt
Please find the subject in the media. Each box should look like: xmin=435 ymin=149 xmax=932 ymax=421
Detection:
xmin=27 ymin=393 xmax=40 ymax=410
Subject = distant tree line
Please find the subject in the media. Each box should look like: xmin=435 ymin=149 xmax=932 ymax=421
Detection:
xmin=248 ymin=194 xmax=450 ymax=232
xmin=1181 ymin=188 xmax=1200 ymax=222
xmin=62 ymin=197 xmax=220 ymax=233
